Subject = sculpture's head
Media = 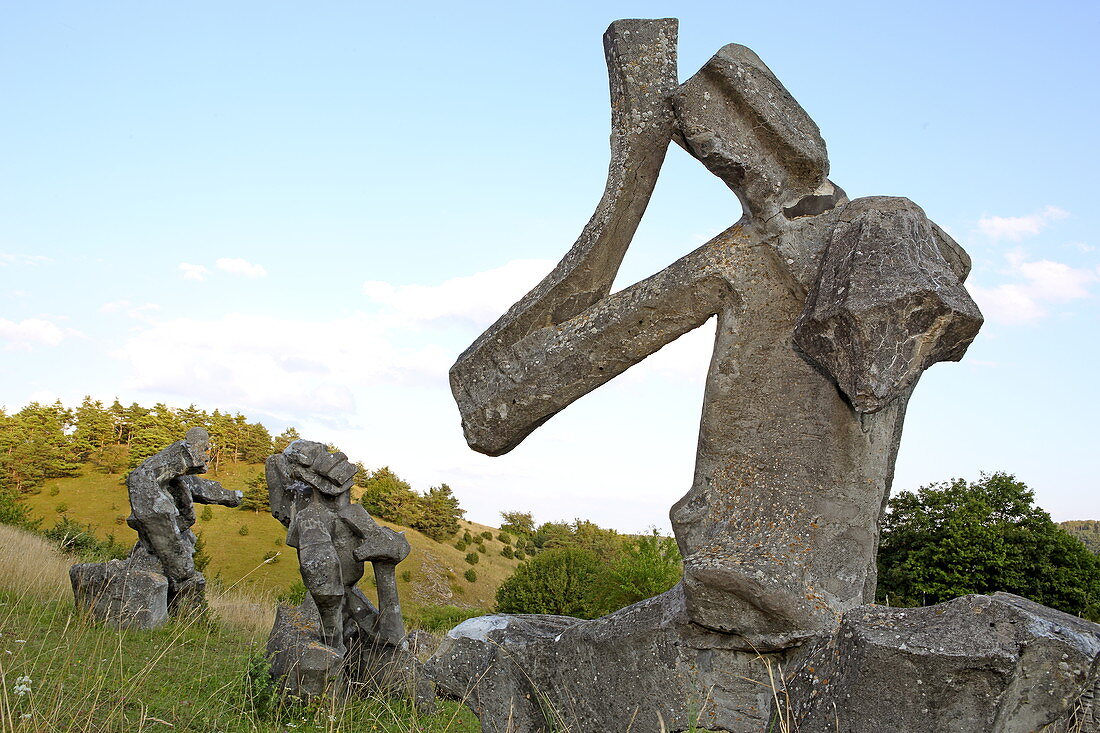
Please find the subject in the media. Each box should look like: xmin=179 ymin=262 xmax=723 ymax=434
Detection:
xmin=282 ymin=439 xmax=358 ymax=498
xmin=181 ymin=427 xmax=212 ymax=474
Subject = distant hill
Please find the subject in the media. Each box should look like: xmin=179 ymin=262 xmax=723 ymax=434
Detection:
xmin=22 ymin=463 xmax=522 ymax=613
xmin=1062 ymin=520 xmax=1100 ymax=554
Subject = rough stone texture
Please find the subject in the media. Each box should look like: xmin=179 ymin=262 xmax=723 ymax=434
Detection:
xmin=794 ymin=196 xmax=983 ymax=413
xmin=125 ymin=426 xmax=241 ymax=613
xmin=267 ymin=598 xmax=344 ymax=699
xmin=427 ymin=586 xmax=795 ymax=732
xmin=265 ymin=439 xmax=417 ymax=700
xmin=69 ymin=559 xmax=168 ymax=630
xmin=437 ymin=16 xmax=999 ymax=732
xmin=70 ymin=427 xmax=240 ymax=627
xmin=788 ymin=593 xmax=1100 ymax=732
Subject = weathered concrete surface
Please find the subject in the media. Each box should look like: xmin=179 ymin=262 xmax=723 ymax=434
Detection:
xmin=70 ymin=428 xmax=240 ymax=626
xmin=794 ymin=196 xmax=982 ymax=414
xmin=427 ymin=585 xmax=790 ymax=732
xmin=788 ymin=593 xmax=1100 ymax=733
xmin=441 ymin=16 xmax=995 ymax=732
xmin=125 ymin=427 xmax=241 ymax=614
xmin=69 ymin=559 xmax=169 ymax=630
xmin=266 ymin=439 xmax=415 ymax=699
xmin=429 ymin=592 xmax=1100 ymax=732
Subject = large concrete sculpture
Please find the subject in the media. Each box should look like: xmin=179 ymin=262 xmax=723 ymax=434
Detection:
xmin=427 ymin=18 xmax=1100 ymax=732
xmin=264 ymin=440 xmax=422 ymax=700
xmin=70 ymin=427 xmax=241 ymax=628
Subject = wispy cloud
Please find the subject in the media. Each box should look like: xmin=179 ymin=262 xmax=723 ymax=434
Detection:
xmin=178 ymin=263 xmax=209 ymax=281
xmin=216 ymin=257 xmax=267 ymax=278
xmin=969 ymin=249 xmax=1098 ymax=324
xmin=0 ymin=318 xmax=66 ymax=350
xmin=0 ymin=253 xmax=51 ymax=267
xmin=363 ymin=258 xmax=552 ymax=327
xmin=977 ymin=205 xmax=1068 ymax=242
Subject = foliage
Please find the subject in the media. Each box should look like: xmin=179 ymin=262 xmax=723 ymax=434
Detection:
xmin=496 ymin=547 xmax=605 ymax=618
xmin=501 ymin=545 xmax=514 ymax=559
xmin=41 ymin=516 xmax=128 ymax=562
xmin=464 ymin=552 xmax=479 ymax=565
xmin=497 ymin=531 xmax=512 ymax=544
xmin=280 ymin=579 xmax=308 ymax=606
xmin=464 ymin=569 xmax=477 ymax=583
xmin=499 ymin=510 xmax=535 ymax=537
xmin=1061 ymin=520 xmax=1100 ymax=554
xmin=239 ymin=471 xmax=270 ymax=512
xmin=876 ymin=472 xmax=1100 ymax=620
xmin=405 ymin=604 xmax=484 ymax=633
xmin=589 ymin=530 xmax=681 ymax=616
xmin=359 ymin=468 xmax=465 ymax=542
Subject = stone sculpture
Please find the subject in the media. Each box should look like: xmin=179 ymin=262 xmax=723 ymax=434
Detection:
xmin=426 ymin=18 xmax=1100 ymax=732
xmin=264 ymin=440 xmax=422 ymax=700
xmin=70 ymin=427 xmax=241 ymax=628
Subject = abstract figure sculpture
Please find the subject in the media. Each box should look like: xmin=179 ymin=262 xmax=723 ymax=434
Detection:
xmin=426 ymin=18 xmax=1100 ymax=732
xmin=70 ymin=427 xmax=241 ymax=628
xmin=265 ymin=440 xmax=415 ymax=698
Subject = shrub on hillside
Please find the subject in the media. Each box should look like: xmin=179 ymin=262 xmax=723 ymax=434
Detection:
xmin=464 ymin=569 xmax=477 ymax=583
xmin=496 ymin=547 xmax=604 ymax=618
xmin=464 ymin=552 xmax=479 ymax=565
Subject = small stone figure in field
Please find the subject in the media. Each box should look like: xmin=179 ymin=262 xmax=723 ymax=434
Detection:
xmin=125 ymin=426 xmax=242 ymax=612
xmin=70 ymin=427 xmax=241 ymax=628
xmin=266 ymin=440 xmax=414 ymax=698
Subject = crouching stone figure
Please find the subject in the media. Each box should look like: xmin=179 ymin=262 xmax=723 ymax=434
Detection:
xmin=70 ymin=427 xmax=241 ymax=628
xmin=264 ymin=440 xmax=427 ymax=703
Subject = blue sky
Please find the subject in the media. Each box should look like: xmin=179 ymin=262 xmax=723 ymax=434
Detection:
xmin=2 ymin=1 xmax=1098 ymax=531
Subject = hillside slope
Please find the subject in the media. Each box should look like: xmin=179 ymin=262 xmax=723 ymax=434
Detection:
xmin=22 ymin=463 xmax=521 ymax=612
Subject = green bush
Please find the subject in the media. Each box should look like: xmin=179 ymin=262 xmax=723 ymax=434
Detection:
xmin=877 ymin=472 xmax=1100 ymax=620
xmin=514 ymin=549 xmax=526 ymax=561
xmin=200 ymin=505 xmax=213 ymax=522
xmin=464 ymin=569 xmax=477 ymax=583
xmin=496 ymin=547 xmax=603 ymax=618
xmin=400 ymin=569 xmax=412 ymax=582
xmin=501 ymin=545 xmax=515 ymax=559
xmin=237 ymin=524 xmax=249 ymax=536
xmin=405 ymin=604 xmax=484 ymax=633
xmin=463 ymin=531 xmax=473 ymax=543
xmin=497 ymin=532 xmax=512 ymax=545
xmin=464 ymin=552 xmax=479 ymax=565
xmin=279 ymin=579 xmax=308 ymax=606
xmin=41 ymin=517 xmax=128 ymax=562
xmin=477 ymin=544 xmax=487 ymax=554
xmin=480 ymin=531 xmax=493 ymax=541
xmin=455 ymin=540 xmax=467 ymax=551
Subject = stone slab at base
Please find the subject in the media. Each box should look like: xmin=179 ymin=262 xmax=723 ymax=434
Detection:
xmin=425 ymin=587 xmax=1100 ymax=733
xmin=70 ymin=559 xmax=169 ymax=630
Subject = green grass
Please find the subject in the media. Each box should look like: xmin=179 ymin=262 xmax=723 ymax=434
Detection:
xmin=0 ymin=521 xmax=480 ymax=733
xmin=23 ymin=464 xmax=523 ymax=616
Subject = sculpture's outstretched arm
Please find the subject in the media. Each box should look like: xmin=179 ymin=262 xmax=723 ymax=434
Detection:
xmin=452 ymin=245 xmax=733 ymax=455
xmin=178 ymin=475 xmax=242 ymax=507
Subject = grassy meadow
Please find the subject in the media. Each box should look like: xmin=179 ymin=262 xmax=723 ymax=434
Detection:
xmin=0 ymin=523 xmax=480 ymax=732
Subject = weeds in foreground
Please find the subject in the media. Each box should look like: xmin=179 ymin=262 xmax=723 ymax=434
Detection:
xmin=0 ymin=522 xmax=477 ymax=732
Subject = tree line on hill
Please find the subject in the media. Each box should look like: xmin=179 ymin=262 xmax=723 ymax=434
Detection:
xmin=0 ymin=399 xmax=465 ymax=545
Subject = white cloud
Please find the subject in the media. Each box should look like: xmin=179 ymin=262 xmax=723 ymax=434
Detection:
xmin=179 ymin=263 xmax=209 ymax=281
xmin=977 ymin=205 xmax=1068 ymax=242
xmin=969 ymin=249 xmax=1097 ymax=324
xmin=363 ymin=258 xmax=552 ymax=327
xmin=0 ymin=252 xmax=51 ymax=267
xmin=100 ymin=300 xmax=161 ymax=322
xmin=216 ymin=257 xmax=267 ymax=278
xmin=0 ymin=318 xmax=66 ymax=350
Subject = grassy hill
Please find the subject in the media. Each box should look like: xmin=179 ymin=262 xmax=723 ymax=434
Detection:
xmin=21 ymin=463 xmax=522 ymax=615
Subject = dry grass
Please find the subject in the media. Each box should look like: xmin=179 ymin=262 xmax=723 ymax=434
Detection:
xmin=0 ymin=522 xmax=276 ymax=637
xmin=0 ymin=524 xmax=70 ymax=602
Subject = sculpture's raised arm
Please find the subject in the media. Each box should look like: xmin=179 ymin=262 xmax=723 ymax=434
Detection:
xmin=451 ymin=19 xmax=683 ymax=454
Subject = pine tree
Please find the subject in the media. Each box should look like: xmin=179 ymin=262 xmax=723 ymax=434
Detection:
xmin=412 ymin=483 xmax=465 ymax=541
